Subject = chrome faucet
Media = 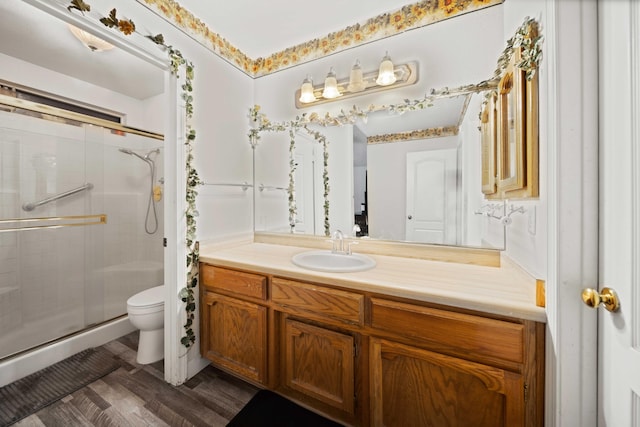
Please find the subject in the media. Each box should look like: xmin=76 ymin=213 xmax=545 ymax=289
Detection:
xmin=331 ymin=229 xmax=344 ymax=253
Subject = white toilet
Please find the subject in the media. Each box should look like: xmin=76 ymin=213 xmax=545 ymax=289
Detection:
xmin=126 ymin=285 xmax=164 ymax=364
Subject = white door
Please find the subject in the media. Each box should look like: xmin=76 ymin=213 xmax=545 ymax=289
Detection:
xmin=405 ymin=149 xmax=457 ymax=244
xmin=597 ymin=0 xmax=640 ymax=424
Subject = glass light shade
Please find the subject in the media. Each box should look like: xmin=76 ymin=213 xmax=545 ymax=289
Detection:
xmin=376 ymin=53 xmax=397 ymax=86
xmin=322 ymin=68 xmax=342 ymax=99
xmin=299 ymin=77 xmax=317 ymax=103
xmin=68 ymin=25 xmax=114 ymax=52
xmin=347 ymin=60 xmax=366 ymax=93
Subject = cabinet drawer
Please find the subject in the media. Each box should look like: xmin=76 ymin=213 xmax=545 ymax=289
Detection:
xmin=272 ymin=278 xmax=364 ymax=326
xmin=370 ymin=298 xmax=524 ymax=364
xmin=201 ymin=265 xmax=267 ymax=300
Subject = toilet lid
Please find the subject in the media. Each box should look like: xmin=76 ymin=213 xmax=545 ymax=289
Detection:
xmin=127 ymin=285 xmax=164 ymax=308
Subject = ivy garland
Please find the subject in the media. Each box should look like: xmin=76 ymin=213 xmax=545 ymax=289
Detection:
xmin=66 ymin=1 xmax=201 ymax=348
xmin=287 ymin=129 xmax=297 ymax=232
xmin=480 ymin=17 xmax=543 ymax=119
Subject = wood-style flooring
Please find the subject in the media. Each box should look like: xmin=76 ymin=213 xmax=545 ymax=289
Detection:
xmin=12 ymin=333 xmax=259 ymax=426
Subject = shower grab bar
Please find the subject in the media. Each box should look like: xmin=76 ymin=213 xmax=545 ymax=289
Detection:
xmin=0 ymin=214 xmax=107 ymax=233
xmin=22 ymin=183 xmax=94 ymax=212
xmin=259 ymin=183 xmax=287 ymax=192
xmin=201 ymin=182 xmax=252 ymax=191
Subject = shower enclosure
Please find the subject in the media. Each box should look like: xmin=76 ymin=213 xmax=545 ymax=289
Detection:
xmin=0 ymin=101 xmax=164 ymax=360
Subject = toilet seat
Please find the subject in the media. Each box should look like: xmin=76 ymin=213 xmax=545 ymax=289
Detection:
xmin=127 ymin=285 xmax=164 ymax=310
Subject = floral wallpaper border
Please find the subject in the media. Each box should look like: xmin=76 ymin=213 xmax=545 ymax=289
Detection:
xmin=135 ymin=0 xmax=503 ymax=78
xmin=367 ymin=125 xmax=459 ymax=144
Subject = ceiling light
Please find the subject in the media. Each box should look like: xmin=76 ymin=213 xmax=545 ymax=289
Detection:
xmin=299 ymin=76 xmax=317 ymax=104
xmin=322 ymin=68 xmax=342 ymax=99
xmin=347 ymin=60 xmax=366 ymax=93
xmin=68 ymin=25 xmax=114 ymax=52
xmin=376 ymin=52 xmax=397 ymax=86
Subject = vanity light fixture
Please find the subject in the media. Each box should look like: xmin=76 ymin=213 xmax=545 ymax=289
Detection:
xmin=322 ymin=68 xmax=342 ymax=99
xmin=295 ymin=57 xmax=418 ymax=109
xmin=68 ymin=24 xmax=114 ymax=52
xmin=376 ymin=51 xmax=397 ymax=86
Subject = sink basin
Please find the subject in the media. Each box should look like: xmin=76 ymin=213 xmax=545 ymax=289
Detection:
xmin=291 ymin=250 xmax=376 ymax=273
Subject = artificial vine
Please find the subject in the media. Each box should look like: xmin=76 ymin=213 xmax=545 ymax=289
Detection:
xmin=166 ymin=49 xmax=201 ymax=349
xmin=480 ymin=17 xmax=543 ymax=119
xmin=287 ymin=129 xmax=297 ymax=232
xmin=66 ymin=1 xmax=201 ymax=348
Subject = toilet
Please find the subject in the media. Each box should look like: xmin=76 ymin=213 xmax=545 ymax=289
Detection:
xmin=126 ymin=285 xmax=164 ymax=364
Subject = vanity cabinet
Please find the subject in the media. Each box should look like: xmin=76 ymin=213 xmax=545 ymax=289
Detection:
xmin=368 ymin=297 xmax=538 ymax=427
xmin=199 ymin=263 xmax=544 ymax=427
xmin=200 ymin=266 xmax=268 ymax=384
xmin=370 ymin=338 xmax=523 ymax=426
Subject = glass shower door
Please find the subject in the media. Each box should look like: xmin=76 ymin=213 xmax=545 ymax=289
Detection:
xmin=0 ymin=109 xmax=164 ymax=360
xmin=0 ymin=110 xmax=103 ymax=359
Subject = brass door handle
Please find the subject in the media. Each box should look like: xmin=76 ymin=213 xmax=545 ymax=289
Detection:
xmin=581 ymin=287 xmax=620 ymax=312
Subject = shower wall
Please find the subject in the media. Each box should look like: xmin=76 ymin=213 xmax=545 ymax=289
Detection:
xmin=0 ymin=109 xmax=164 ymax=359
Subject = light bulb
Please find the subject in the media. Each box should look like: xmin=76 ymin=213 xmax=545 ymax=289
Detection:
xmin=347 ymin=60 xmax=366 ymax=93
xmin=299 ymin=76 xmax=317 ymax=103
xmin=376 ymin=52 xmax=397 ymax=86
xmin=322 ymin=68 xmax=342 ymax=99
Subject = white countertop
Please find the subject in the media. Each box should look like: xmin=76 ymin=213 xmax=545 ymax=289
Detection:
xmin=199 ymin=242 xmax=546 ymax=323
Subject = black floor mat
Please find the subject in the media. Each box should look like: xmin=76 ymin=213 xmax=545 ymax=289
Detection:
xmin=227 ymin=389 xmax=344 ymax=427
xmin=0 ymin=347 xmax=121 ymax=426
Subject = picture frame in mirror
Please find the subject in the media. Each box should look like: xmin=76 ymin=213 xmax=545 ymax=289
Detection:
xmin=480 ymin=91 xmax=498 ymax=196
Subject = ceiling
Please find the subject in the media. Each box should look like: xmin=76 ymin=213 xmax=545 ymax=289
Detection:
xmin=173 ymin=0 xmax=417 ymax=59
xmin=0 ymin=1 xmax=164 ymax=100
xmin=356 ymin=96 xmax=470 ymax=137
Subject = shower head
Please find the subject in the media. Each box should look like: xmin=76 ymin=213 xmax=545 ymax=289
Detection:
xmin=119 ymin=148 xmax=160 ymax=161
xmin=119 ymin=148 xmax=148 ymax=162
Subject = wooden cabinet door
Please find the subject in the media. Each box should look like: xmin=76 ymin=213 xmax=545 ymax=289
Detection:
xmin=282 ymin=318 xmax=355 ymax=414
xmin=370 ymin=338 xmax=524 ymax=427
xmin=201 ymin=292 xmax=267 ymax=384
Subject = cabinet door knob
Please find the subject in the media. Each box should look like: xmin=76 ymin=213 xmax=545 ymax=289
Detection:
xmin=581 ymin=287 xmax=620 ymax=312
xmin=407 ymin=215 xmax=413 ymax=220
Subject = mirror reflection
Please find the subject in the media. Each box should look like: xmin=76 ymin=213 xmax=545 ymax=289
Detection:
xmin=253 ymin=93 xmax=507 ymax=250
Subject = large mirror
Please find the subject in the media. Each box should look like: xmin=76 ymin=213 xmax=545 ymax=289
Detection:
xmin=253 ymin=93 xmax=507 ymax=250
